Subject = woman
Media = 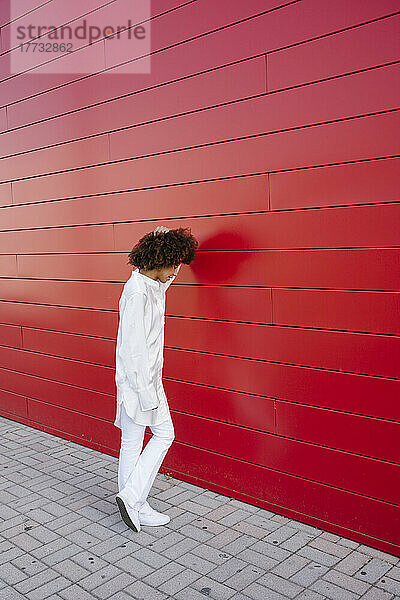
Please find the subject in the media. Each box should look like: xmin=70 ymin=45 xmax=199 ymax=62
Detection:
xmin=114 ymin=225 xmax=198 ymax=532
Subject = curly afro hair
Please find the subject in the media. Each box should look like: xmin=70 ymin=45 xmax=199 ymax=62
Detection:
xmin=127 ymin=226 xmax=198 ymax=271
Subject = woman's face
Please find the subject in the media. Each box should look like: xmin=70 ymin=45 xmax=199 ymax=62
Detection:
xmin=157 ymin=264 xmax=180 ymax=283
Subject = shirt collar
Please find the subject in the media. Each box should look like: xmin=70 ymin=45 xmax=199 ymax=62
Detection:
xmin=134 ymin=268 xmax=161 ymax=289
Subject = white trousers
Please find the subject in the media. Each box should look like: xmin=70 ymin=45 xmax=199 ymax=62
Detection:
xmin=117 ymin=402 xmax=175 ymax=511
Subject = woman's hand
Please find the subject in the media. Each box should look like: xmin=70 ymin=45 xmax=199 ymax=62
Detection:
xmin=153 ymin=226 xmax=170 ymax=235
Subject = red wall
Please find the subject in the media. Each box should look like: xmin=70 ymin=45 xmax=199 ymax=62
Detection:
xmin=1 ymin=1 xmax=399 ymax=555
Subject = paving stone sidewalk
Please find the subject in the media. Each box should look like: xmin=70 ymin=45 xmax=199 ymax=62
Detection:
xmin=0 ymin=415 xmax=399 ymax=600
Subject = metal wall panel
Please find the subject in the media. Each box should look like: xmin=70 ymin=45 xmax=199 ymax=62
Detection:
xmin=2 ymin=203 xmax=400 ymax=253
xmin=270 ymin=157 xmax=400 ymax=209
xmin=268 ymin=14 xmax=400 ymax=90
xmin=2 ymin=62 xmax=399 ymax=179
xmin=1 ymin=59 xmax=266 ymax=155
xmin=12 ymin=111 xmax=400 ymax=203
xmin=1 ymin=0 xmax=399 ymax=555
xmin=3 ymin=0 xmax=398 ymax=118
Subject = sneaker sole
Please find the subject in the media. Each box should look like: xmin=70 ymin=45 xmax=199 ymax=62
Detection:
xmin=139 ymin=516 xmax=170 ymax=526
xmin=116 ymin=496 xmax=139 ymax=532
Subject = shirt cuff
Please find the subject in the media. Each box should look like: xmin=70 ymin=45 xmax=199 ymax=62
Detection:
xmin=137 ymin=383 xmax=159 ymax=412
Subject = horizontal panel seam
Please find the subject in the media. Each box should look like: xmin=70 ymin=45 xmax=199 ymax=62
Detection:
xmin=3 ymin=60 xmax=399 ymax=158
xmin=2 ymin=6 xmax=397 ymax=112
xmin=2 ymin=316 xmax=400 ymax=337
xmin=2 ymin=156 xmax=399 ymax=206
xmin=2 ymin=199 xmax=400 ymax=225
xmin=1 ymin=380 xmax=398 ymax=424
xmin=2 ymin=108 xmax=400 ymax=184
xmin=6 ymin=391 xmax=400 ymax=466
xmin=1 ymin=349 xmax=399 ymax=380
xmin=1 ymin=1 xmax=298 ymax=93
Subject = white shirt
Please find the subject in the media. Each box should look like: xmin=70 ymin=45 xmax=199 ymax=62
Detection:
xmin=114 ymin=264 xmax=181 ymax=427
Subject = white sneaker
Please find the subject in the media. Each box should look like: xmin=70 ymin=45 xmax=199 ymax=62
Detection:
xmin=138 ymin=501 xmax=171 ymax=526
xmin=116 ymin=491 xmax=141 ymax=532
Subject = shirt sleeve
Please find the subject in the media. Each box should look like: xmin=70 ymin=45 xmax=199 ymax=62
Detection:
xmin=162 ymin=263 xmax=182 ymax=291
xmin=118 ymin=292 xmax=159 ymax=412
